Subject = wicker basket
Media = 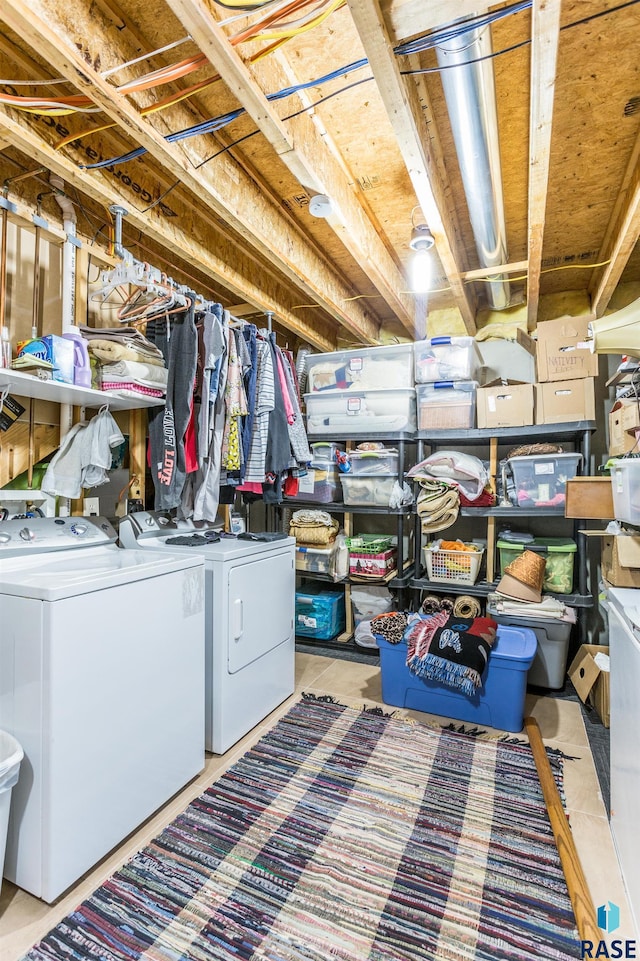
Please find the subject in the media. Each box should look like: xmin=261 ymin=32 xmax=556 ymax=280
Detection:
xmin=424 ymin=544 xmax=484 ymax=585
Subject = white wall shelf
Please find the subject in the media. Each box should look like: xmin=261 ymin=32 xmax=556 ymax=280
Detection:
xmin=0 ymin=369 xmax=164 ymax=410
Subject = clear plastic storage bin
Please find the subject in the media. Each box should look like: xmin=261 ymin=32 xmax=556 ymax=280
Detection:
xmin=305 ymin=343 xmax=414 ymax=393
xmin=505 ymin=452 xmax=582 ymax=507
xmin=610 ymin=458 xmax=640 ymax=525
xmin=497 ymin=537 xmax=577 ymax=594
xmin=305 ymin=388 xmax=416 ymax=436
xmin=414 ymin=336 xmax=482 ymax=384
xmin=295 ymin=589 xmax=345 ymax=640
xmin=285 ymin=464 xmax=342 ymax=504
xmin=339 ymin=473 xmax=397 ymax=507
xmin=348 ymin=448 xmax=398 ymax=475
xmin=310 ymin=441 xmax=342 ymax=464
xmin=295 ymin=544 xmax=336 ymax=575
xmin=416 ymin=381 xmax=478 ymax=430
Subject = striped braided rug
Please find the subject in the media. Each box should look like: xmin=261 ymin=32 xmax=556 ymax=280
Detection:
xmin=23 ymin=696 xmax=581 ymax=961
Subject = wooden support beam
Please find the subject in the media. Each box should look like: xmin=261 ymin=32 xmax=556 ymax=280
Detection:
xmin=589 ymin=131 xmax=640 ymax=316
xmin=128 ymin=408 xmax=146 ymax=506
xmin=0 ymin=0 xmax=380 ymax=345
xmin=347 ymin=0 xmax=478 ymax=334
xmin=0 ymin=109 xmax=337 ymax=350
xmin=381 ymin=0 xmax=490 ymax=44
xmin=463 ymin=260 xmax=529 ymax=282
xmin=166 ymin=0 xmax=417 ymax=336
xmin=527 ymin=0 xmax=561 ymax=330
xmin=524 ymin=717 xmax=600 ymax=944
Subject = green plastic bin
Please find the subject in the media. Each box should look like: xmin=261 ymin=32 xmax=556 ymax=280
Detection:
xmin=497 ymin=537 xmax=577 ymax=595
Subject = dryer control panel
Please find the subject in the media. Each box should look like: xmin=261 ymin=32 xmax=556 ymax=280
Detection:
xmin=0 ymin=516 xmax=117 ymax=553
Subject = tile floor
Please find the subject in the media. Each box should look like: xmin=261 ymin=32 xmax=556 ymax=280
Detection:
xmin=0 ymin=652 xmax=635 ymax=958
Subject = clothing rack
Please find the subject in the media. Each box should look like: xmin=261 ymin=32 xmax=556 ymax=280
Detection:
xmin=97 ymin=207 xmax=278 ymax=335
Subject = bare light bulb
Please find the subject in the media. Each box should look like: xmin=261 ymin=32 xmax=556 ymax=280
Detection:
xmin=410 ymin=247 xmax=432 ymax=293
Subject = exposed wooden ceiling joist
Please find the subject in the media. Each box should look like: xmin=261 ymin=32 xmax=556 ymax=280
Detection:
xmin=381 ymin=0 xmax=490 ymax=45
xmin=0 ymin=0 xmax=381 ymax=346
xmin=0 ymin=109 xmax=338 ymax=350
xmin=526 ymin=0 xmax=561 ymax=329
xmin=589 ymin=129 xmax=640 ymax=317
xmin=165 ymin=0 xmax=417 ymax=337
xmin=346 ymin=0 xmax=478 ymax=334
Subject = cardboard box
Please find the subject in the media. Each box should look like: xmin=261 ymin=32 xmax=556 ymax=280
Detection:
xmin=535 ymin=377 xmax=596 ymax=424
xmin=609 ymin=398 xmax=640 ymax=456
xmin=603 ymin=533 xmax=640 ymax=588
xmin=565 ymin=477 xmax=614 ymax=519
xmin=477 ymin=380 xmax=535 ymax=429
xmin=535 ymin=315 xmax=599 ymax=383
xmin=568 ymin=644 xmax=610 ymax=727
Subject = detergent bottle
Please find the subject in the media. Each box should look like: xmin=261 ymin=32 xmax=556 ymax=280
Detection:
xmin=62 ymin=326 xmax=91 ymax=387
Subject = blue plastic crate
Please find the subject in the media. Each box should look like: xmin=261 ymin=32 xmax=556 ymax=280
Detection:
xmin=296 ymin=589 xmax=345 ymax=640
xmin=376 ymin=624 xmax=537 ymax=732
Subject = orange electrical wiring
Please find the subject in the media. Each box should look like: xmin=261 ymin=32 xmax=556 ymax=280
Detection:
xmin=0 ymin=91 xmax=98 ymax=114
xmin=116 ymin=54 xmax=208 ymax=94
xmin=13 ymin=0 xmax=344 ymax=141
xmin=54 ymin=73 xmax=222 ymax=150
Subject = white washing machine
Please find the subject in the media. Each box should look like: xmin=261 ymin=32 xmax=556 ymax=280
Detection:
xmin=119 ymin=511 xmax=295 ymax=755
xmin=0 ymin=515 xmax=205 ymax=903
xmin=607 ymin=587 xmax=640 ymax=933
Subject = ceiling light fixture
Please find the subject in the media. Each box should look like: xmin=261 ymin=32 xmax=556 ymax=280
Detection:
xmin=409 ymin=222 xmax=435 ymax=294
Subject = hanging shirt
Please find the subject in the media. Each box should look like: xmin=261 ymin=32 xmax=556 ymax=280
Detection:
xmin=242 ymin=337 xmax=274 ymax=484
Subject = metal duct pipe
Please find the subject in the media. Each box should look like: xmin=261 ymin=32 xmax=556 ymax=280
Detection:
xmin=436 ymin=24 xmax=511 ymax=309
xmin=49 ymin=173 xmax=77 ymax=332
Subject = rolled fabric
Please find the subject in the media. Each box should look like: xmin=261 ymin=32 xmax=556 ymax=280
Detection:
xmin=416 ymin=479 xmax=460 ymax=534
xmin=453 ymin=595 xmax=482 ymax=619
xmin=420 ymin=594 xmax=442 ymax=615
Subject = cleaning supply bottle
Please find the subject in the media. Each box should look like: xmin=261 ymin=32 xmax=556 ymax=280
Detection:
xmin=62 ymin=326 xmax=91 ymax=387
xmin=0 ymin=326 xmax=11 ymax=368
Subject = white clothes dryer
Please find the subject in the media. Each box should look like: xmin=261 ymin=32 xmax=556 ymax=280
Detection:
xmin=0 ymin=516 xmax=205 ymax=903
xmin=119 ymin=511 xmax=295 ymax=755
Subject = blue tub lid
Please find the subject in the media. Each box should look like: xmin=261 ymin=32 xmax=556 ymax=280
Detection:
xmin=492 ymin=625 xmax=537 ymax=663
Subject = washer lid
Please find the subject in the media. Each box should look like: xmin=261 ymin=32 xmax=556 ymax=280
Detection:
xmin=608 ymin=587 xmax=640 ymax=630
xmin=0 ymin=545 xmax=203 ymax=600
xmin=130 ymin=533 xmax=295 ymax=561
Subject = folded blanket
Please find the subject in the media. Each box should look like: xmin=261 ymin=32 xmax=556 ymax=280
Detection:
xmin=99 ymin=359 xmax=168 ymax=388
xmin=88 ymin=339 xmax=165 ymax=367
xmin=79 ymin=324 xmax=162 ymax=350
xmin=100 ymin=382 xmax=165 ymax=398
xmin=405 ymin=612 xmax=498 ymax=696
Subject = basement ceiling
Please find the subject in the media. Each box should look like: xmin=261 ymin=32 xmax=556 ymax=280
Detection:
xmin=0 ymin=0 xmax=639 ymax=352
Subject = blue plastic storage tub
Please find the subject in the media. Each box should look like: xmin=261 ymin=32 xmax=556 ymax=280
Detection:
xmin=376 ymin=624 xmax=537 ymax=732
xmin=295 ymin=589 xmax=345 ymax=640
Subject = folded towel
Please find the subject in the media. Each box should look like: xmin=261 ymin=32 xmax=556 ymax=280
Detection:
xmin=100 ymin=382 xmax=165 ymax=398
xmin=406 ymin=612 xmax=498 ymax=696
xmin=99 ymin=359 xmax=168 ymax=387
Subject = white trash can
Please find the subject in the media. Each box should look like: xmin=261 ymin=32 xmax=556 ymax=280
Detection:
xmin=0 ymin=730 xmax=23 ymax=895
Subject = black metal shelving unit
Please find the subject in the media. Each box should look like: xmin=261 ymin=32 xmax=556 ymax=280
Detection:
xmin=411 ymin=420 xmax=597 ymax=644
xmin=282 ymin=432 xmax=416 ymax=648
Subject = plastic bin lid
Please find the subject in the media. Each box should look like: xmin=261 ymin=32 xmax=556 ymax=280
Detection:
xmin=507 ymin=452 xmax=582 ymax=463
xmin=496 ymin=537 xmax=577 ymax=553
xmin=491 ymin=625 xmax=538 ymax=664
